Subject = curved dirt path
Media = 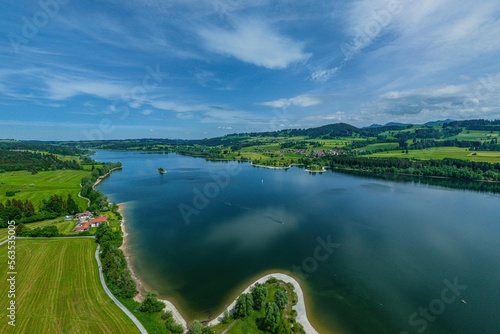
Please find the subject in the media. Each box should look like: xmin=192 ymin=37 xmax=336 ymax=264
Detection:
xmin=95 ymin=244 xmax=148 ymax=334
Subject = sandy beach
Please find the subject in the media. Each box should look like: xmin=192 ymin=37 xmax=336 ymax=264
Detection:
xmin=207 ymin=273 xmax=319 ymax=334
xmin=118 ymin=203 xmax=188 ymax=330
xmin=118 ymin=203 xmax=318 ymax=334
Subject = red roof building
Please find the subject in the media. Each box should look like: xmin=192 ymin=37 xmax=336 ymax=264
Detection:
xmin=73 ymin=221 xmax=90 ymax=232
xmin=89 ymin=216 xmax=107 ymax=227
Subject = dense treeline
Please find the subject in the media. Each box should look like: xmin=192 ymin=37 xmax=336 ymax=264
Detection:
xmin=95 ymin=224 xmax=136 ymax=298
xmin=0 ymin=149 xmax=80 ymax=172
xmin=280 ymin=141 xmax=320 ymax=149
xmin=77 ymin=138 xmax=184 ymax=151
xmin=411 ymin=138 xmax=499 ymax=151
xmin=95 ymin=223 xmax=185 ymax=332
xmin=327 ymin=156 xmax=500 ymax=181
xmin=15 ymin=223 xmax=61 ymax=237
xmin=0 ymin=141 xmax=88 ymax=156
xmin=231 ymin=280 xmax=305 ymax=334
xmin=334 ymin=169 xmax=500 ymax=193
xmin=445 ymin=119 xmax=500 ymax=131
xmin=81 ymin=162 xmax=122 ymax=212
xmin=0 ymin=195 xmax=79 ymax=227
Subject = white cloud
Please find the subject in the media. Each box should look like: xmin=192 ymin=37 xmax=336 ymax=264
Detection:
xmin=311 ymin=67 xmax=339 ymax=82
xmin=198 ymin=18 xmax=310 ymax=69
xmin=149 ymin=100 xmax=209 ymax=113
xmin=260 ymin=95 xmax=322 ymax=109
xmin=141 ymin=109 xmax=154 ymax=115
xmin=364 ymin=73 xmax=500 ymax=120
xmin=44 ymin=77 xmax=129 ymax=100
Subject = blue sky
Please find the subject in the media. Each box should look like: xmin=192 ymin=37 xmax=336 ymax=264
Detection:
xmin=1 ymin=0 xmax=500 ymax=140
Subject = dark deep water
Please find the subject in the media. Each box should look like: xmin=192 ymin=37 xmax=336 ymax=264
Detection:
xmin=94 ymin=150 xmax=500 ymax=334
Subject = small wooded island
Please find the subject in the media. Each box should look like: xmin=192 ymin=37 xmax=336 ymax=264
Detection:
xmin=158 ymin=167 xmax=166 ymax=174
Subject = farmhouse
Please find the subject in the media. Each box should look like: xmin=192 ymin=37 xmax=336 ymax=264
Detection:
xmin=89 ymin=216 xmax=107 ymax=227
xmin=75 ymin=211 xmax=92 ymax=221
xmin=73 ymin=221 xmax=90 ymax=232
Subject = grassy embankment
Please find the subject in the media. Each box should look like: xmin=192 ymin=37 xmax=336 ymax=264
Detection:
xmin=0 ymin=238 xmax=139 ymax=334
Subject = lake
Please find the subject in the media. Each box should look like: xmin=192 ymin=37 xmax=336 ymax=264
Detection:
xmin=94 ymin=150 xmax=500 ymax=334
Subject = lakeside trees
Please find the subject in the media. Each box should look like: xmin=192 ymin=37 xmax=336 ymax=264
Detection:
xmin=95 ymin=224 xmax=137 ymax=298
xmin=224 ymin=279 xmax=306 ymax=334
xmin=138 ymin=291 xmax=166 ymax=313
xmin=263 ymin=302 xmax=281 ymax=332
xmin=274 ymin=289 xmax=288 ymax=310
xmin=235 ymin=293 xmax=254 ymax=318
xmin=327 ymin=156 xmax=500 ymax=181
xmin=251 ymin=283 xmax=268 ymax=310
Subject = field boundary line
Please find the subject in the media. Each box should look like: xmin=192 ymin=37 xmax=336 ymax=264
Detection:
xmin=95 ymin=244 xmax=148 ymax=334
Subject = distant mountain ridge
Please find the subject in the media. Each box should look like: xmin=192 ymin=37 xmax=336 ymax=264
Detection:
xmin=365 ymin=119 xmax=455 ymax=129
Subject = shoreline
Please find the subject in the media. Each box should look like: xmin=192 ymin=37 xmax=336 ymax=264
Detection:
xmin=118 ymin=203 xmax=188 ymax=330
xmin=93 ymin=166 xmax=123 ymax=188
xmin=251 ymin=162 xmax=291 ymax=169
xmin=305 ymin=166 xmax=328 ymax=173
xmin=118 ymin=204 xmax=319 ymax=333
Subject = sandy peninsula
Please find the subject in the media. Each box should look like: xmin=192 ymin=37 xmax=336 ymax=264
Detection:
xmin=118 ymin=203 xmax=319 ymax=334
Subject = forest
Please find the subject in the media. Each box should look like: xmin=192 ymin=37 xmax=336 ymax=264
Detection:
xmin=0 ymin=149 xmax=81 ymax=172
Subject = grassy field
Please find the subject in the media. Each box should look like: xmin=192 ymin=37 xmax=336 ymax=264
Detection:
xmin=0 ymin=170 xmax=89 ymax=210
xmin=449 ymin=130 xmax=500 ymax=141
xmin=370 ymin=147 xmax=500 ymax=163
xmin=0 ymin=238 xmax=139 ymax=334
xmin=0 ymin=218 xmax=77 ymax=243
xmin=360 ymin=142 xmax=400 ymax=152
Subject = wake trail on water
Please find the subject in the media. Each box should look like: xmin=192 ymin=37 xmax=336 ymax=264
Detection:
xmin=217 ymin=202 xmax=285 ymax=225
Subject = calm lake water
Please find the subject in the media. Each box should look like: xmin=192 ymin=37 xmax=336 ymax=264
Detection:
xmin=94 ymin=150 xmax=500 ymax=334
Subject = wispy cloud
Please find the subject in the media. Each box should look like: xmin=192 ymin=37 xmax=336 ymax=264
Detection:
xmin=140 ymin=109 xmax=154 ymax=116
xmin=364 ymin=73 xmax=500 ymax=119
xmin=44 ymin=76 xmax=130 ymax=100
xmin=2 ymin=0 xmax=500 ymax=139
xmin=198 ymin=18 xmax=310 ymax=69
xmin=260 ymin=95 xmax=322 ymax=108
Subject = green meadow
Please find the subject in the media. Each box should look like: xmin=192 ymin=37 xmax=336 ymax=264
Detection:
xmin=370 ymin=147 xmax=500 ymax=163
xmin=0 ymin=170 xmax=89 ymax=210
xmin=0 ymin=238 xmax=139 ymax=334
xmin=0 ymin=218 xmax=74 ymax=243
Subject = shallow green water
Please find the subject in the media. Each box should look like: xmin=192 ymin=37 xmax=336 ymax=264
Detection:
xmin=95 ymin=150 xmax=500 ymax=334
